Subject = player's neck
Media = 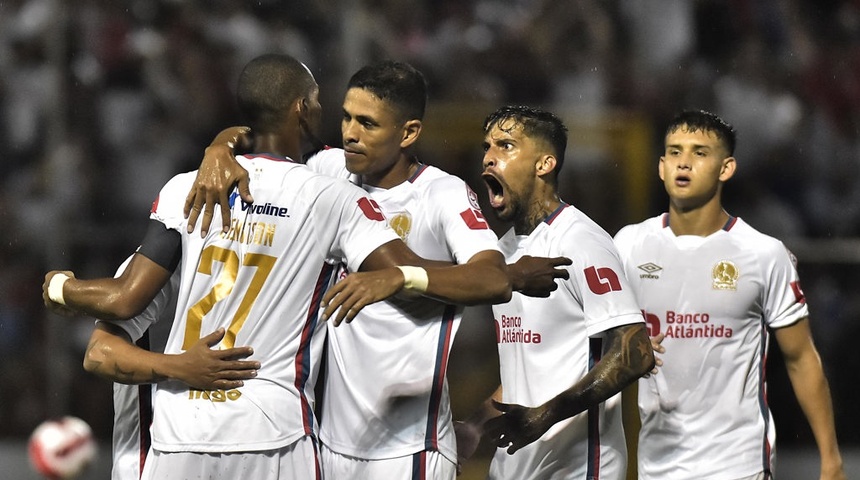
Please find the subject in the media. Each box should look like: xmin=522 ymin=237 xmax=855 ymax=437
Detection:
xmin=669 ymin=191 xmax=730 ymax=237
xmin=254 ymin=134 xmax=301 ymax=162
xmin=667 ymin=200 xmax=730 ymax=237
xmin=363 ymin=155 xmax=420 ymax=189
xmin=515 ymin=190 xmax=562 ymax=235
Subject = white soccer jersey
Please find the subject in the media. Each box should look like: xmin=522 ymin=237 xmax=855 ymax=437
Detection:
xmin=104 ymin=259 xmax=178 ymax=480
xmin=613 ymin=214 xmax=809 ymax=480
xmin=314 ymin=155 xmax=500 ymax=464
xmin=147 ymin=154 xmax=399 ymax=453
xmin=490 ymin=204 xmax=644 ymax=480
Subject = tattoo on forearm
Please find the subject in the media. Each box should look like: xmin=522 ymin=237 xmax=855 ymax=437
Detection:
xmin=589 ymin=325 xmax=653 ymax=399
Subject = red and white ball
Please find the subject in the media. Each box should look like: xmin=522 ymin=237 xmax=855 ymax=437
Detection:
xmin=28 ymin=416 xmax=97 ymax=479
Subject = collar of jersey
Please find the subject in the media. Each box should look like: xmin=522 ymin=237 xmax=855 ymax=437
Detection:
xmin=543 ymin=202 xmax=569 ymax=225
xmin=661 ymin=212 xmax=737 ymax=231
xmin=243 ymin=153 xmax=297 ymax=163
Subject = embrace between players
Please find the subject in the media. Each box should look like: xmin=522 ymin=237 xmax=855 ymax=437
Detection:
xmin=42 ymin=54 xmax=844 ymax=480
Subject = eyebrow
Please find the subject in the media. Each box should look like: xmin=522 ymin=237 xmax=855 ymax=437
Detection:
xmin=666 ymin=143 xmax=711 ymax=150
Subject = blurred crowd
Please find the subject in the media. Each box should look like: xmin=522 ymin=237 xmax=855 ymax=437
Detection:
xmin=1 ymin=0 xmax=858 ymax=445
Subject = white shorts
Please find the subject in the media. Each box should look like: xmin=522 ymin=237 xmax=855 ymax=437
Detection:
xmin=141 ymin=436 xmax=321 ymax=480
xmin=320 ymin=443 xmax=456 ymax=479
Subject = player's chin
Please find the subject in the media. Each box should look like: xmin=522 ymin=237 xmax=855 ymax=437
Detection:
xmin=493 ymin=205 xmax=514 ymax=223
xmin=344 ymin=155 xmax=369 ymax=175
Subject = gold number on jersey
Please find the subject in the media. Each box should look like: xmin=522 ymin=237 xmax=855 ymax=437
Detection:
xmin=183 ymin=246 xmax=276 ymax=349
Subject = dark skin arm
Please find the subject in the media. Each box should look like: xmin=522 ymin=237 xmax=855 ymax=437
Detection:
xmin=507 ymin=255 xmax=571 ymax=297
xmin=322 ymin=241 xmax=512 ymax=325
xmin=483 ymin=322 xmax=655 ymax=454
xmin=321 ymin=250 xmax=574 ymax=324
xmin=84 ymin=323 xmax=260 ymax=390
xmin=184 ymin=126 xmax=253 ymax=236
xmin=456 ymin=385 xmax=504 ymax=468
xmin=43 ymin=253 xmax=171 ymax=320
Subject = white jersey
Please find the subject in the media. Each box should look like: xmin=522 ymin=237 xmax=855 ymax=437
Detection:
xmin=313 ymin=151 xmax=500 ymax=464
xmin=104 ymin=259 xmax=178 ymax=480
xmin=613 ymin=214 xmax=808 ymax=480
xmin=147 ymin=154 xmax=400 ymax=453
xmin=490 ymin=204 xmax=644 ymax=480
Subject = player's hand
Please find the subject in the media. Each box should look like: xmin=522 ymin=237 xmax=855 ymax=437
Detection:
xmin=321 ymin=268 xmax=405 ymax=326
xmin=454 ymin=420 xmax=482 ymax=475
xmin=483 ymin=400 xmax=553 ymax=455
xmin=42 ymin=270 xmax=79 ymax=316
xmin=184 ymin=132 xmax=252 ymax=237
xmin=645 ymin=333 xmax=666 ymax=377
xmin=174 ymin=328 xmax=260 ymax=390
xmin=507 ymin=256 xmax=572 ymax=297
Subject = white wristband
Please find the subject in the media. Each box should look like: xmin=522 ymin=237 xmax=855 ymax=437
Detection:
xmin=397 ymin=266 xmax=429 ymax=295
xmin=48 ymin=273 xmax=70 ymax=305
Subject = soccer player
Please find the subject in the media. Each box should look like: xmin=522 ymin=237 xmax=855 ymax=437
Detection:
xmin=84 ymin=262 xmax=259 ymax=480
xmin=613 ymin=110 xmax=845 ymax=480
xmin=43 ymin=54 xmax=512 ymax=479
xmin=456 ymin=105 xmax=655 ymax=480
xmin=183 ymin=61 xmax=569 ymax=479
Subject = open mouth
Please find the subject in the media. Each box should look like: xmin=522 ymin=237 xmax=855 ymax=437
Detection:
xmin=482 ymin=173 xmax=505 ymax=208
xmin=674 ymin=174 xmax=691 ymax=187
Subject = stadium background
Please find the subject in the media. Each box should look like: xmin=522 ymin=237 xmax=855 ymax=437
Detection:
xmin=1 ymin=0 xmax=859 ymax=478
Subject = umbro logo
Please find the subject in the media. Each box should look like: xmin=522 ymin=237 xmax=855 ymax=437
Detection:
xmin=638 ymin=262 xmax=662 ymax=279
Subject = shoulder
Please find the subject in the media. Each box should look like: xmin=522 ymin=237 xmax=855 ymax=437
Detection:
xmin=152 ymin=170 xmax=198 ymax=210
xmin=614 ymin=215 xmax=663 ymax=245
xmin=544 ymin=206 xmax=621 ymax=258
xmin=162 ymin=170 xmax=198 ymax=190
xmin=306 ymin=147 xmax=346 ymax=168
xmin=413 ymin=165 xmax=460 ymax=189
xmin=416 ymin=166 xmax=481 ymax=204
xmin=552 ymin=205 xmax=613 ymax=239
xmin=728 ymin=218 xmax=787 ymax=255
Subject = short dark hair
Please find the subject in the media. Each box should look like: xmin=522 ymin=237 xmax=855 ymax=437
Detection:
xmin=347 ymin=60 xmax=427 ymax=121
xmin=483 ymin=105 xmax=568 ymax=172
xmin=237 ymin=53 xmax=315 ymax=133
xmin=666 ymin=110 xmax=736 ymax=156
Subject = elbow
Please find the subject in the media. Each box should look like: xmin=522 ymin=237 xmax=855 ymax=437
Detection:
xmin=641 ymin=353 xmax=656 ymax=378
xmin=82 ymin=344 xmax=105 ymax=375
xmin=495 ymin=282 xmax=513 ymax=304
xmin=82 ymin=354 xmax=97 ymax=374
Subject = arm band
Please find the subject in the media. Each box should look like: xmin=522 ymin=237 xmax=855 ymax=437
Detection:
xmin=48 ymin=273 xmax=69 ymax=305
xmin=137 ymin=220 xmax=182 ymax=272
xmin=397 ymin=266 xmax=429 ymax=294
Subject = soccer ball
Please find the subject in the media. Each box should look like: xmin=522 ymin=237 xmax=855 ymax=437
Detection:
xmin=28 ymin=416 xmax=97 ymax=479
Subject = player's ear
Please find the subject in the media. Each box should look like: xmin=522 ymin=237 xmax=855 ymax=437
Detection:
xmin=719 ymin=156 xmax=736 ymax=182
xmin=535 ymin=154 xmax=557 ymax=178
xmin=658 ymin=156 xmax=666 ymax=181
xmin=400 ymin=119 xmax=422 ymax=149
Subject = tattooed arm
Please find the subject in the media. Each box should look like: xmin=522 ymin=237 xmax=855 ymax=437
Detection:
xmin=84 ymin=322 xmax=260 ymax=390
xmin=483 ymin=323 xmax=655 ymax=454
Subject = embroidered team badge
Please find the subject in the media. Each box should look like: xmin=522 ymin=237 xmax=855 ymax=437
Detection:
xmin=637 ymin=262 xmax=662 ymax=279
xmin=712 ymin=260 xmax=739 ymax=290
xmin=389 ymin=212 xmax=412 ymax=241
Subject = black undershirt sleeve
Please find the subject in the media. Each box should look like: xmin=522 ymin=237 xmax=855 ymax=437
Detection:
xmin=136 ymin=219 xmax=181 ymax=272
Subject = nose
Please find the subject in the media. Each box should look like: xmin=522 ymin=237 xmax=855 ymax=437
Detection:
xmin=677 ymin=154 xmax=691 ymax=170
xmin=482 ymin=153 xmax=495 ymax=170
xmin=342 ymin=119 xmax=358 ymax=145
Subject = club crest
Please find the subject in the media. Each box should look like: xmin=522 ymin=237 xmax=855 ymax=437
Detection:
xmin=389 ymin=212 xmax=412 ymax=241
xmin=712 ymin=260 xmax=739 ymax=290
